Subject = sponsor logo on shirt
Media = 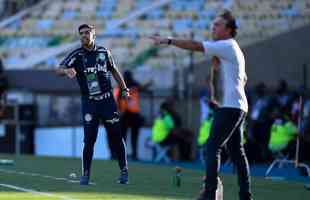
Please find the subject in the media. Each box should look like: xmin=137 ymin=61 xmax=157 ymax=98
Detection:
xmin=84 ymin=64 xmax=107 ymax=73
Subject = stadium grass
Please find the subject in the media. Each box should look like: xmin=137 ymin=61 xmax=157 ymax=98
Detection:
xmin=0 ymin=154 xmax=309 ymax=200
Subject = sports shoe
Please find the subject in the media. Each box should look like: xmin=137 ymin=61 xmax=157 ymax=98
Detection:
xmin=117 ymin=169 xmax=129 ymax=184
xmin=197 ymin=177 xmax=223 ymax=200
xmin=80 ymin=175 xmax=89 ymax=185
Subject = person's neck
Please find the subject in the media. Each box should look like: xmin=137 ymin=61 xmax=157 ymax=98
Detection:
xmin=83 ymin=42 xmax=95 ymax=51
xmin=214 ymin=35 xmax=232 ymax=41
xmin=221 ymin=35 xmax=232 ymax=40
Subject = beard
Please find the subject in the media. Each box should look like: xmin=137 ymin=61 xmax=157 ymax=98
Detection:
xmin=211 ymin=32 xmax=217 ymax=40
xmin=81 ymin=37 xmax=91 ymax=46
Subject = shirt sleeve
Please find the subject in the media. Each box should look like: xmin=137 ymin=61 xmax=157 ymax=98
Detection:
xmin=202 ymin=40 xmax=232 ymax=60
xmin=106 ymin=50 xmax=116 ymax=71
xmin=59 ymin=50 xmax=79 ymax=68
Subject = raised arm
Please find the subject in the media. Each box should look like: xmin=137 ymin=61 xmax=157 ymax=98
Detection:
xmin=55 ymin=50 xmax=79 ymax=78
xmin=149 ymin=36 xmax=204 ymax=52
xmin=55 ymin=67 xmax=66 ymax=76
xmin=55 ymin=67 xmax=77 ymax=79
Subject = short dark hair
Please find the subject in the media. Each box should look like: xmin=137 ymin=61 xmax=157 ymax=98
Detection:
xmin=219 ymin=9 xmax=237 ymax=37
xmin=78 ymin=24 xmax=95 ymax=33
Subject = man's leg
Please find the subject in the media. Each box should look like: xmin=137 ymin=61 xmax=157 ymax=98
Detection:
xmin=105 ymin=118 xmax=128 ymax=170
xmin=227 ymin=117 xmax=252 ymax=200
xmin=81 ymin=113 xmax=99 ymax=184
xmin=131 ymin=112 xmax=144 ymax=160
xmin=131 ymin=124 xmax=140 ymax=160
xmin=201 ymin=108 xmax=245 ymax=200
xmin=106 ymin=129 xmax=117 ymax=160
xmin=102 ymin=97 xmax=128 ymax=183
xmin=121 ymin=113 xmax=129 ymax=141
xmin=105 ymin=119 xmax=128 ymax=184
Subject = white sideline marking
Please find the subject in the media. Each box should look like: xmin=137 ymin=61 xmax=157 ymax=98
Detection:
xmin=0 ymin=183 xmax=77 ymax=200
xmin=0 ymin=168 xmax=96 ymax=185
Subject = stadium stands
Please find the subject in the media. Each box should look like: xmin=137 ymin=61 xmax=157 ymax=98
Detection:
xmin=0 ymin=0 xmax=309 ymax=75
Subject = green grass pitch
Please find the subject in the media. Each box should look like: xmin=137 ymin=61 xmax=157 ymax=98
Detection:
xmin=0 ymin=154 xmax=309 ymax=200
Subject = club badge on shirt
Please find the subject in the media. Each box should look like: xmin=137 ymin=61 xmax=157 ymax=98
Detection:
xmin=98 ymin=52 xmax=106 ymax=60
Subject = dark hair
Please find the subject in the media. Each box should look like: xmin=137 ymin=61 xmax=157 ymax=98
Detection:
xmin=219 ymin=9 xmax=237 ymax=37
xmin=78 ymin=24 xmax=95 ymax=33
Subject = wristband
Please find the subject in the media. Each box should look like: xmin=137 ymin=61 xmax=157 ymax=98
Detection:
xmin=121 ymin=88 xmax=129 ymax=96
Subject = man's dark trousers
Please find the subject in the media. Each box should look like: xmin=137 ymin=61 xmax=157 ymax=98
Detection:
xmin=204 ymin=107 xmax=252 ymax=200
xmin=81 ymin=94 xmax=127 ymax=177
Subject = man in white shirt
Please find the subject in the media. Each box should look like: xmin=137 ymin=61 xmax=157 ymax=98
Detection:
xmin=150 ymin=10 xmax=252 ymax=200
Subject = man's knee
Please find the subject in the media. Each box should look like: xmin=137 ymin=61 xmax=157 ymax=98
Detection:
xmin=229 ymin=146 xmax=247 ymax=162
xmin=83 ymin=132 xmax=97 ymax=147
xmin=106 ymin=122 xmax=121 ymax=135
xmin=206 ymin=138 xmax=221 ymax=154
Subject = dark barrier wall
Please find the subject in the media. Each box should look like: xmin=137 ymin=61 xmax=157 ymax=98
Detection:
xmin=5 ymin=70 xmax=80 ymax=94
xmin=0 ymin=104 xmax=36 ymax=154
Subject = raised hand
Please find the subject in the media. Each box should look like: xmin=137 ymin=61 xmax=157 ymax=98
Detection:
xmin=64 ymin=68 xmax=77 ymax=79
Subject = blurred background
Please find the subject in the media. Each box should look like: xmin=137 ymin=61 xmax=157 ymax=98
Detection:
xmin=0 ymin=0 xmax=309 ymax=170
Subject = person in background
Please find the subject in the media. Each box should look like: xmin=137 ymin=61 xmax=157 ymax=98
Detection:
xmin=114 ymin=70 xmax=152 ymax=160
xmin=152 ymin=99 xmax=184 ymax=160
xmin=0 ymin=55 xmax=8 ymax=117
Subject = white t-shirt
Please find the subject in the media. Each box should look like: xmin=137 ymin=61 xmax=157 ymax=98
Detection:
xmin=203 ymin=39 xmax=248 ymax=112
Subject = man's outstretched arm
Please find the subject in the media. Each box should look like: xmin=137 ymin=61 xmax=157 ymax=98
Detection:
xmin=55 ymin=67 xmax=66 ymax=76
xmin=55 ymin=67 xmax=76 ymax=79
xmin=149 ymin=36 xmax=204 ymax=52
